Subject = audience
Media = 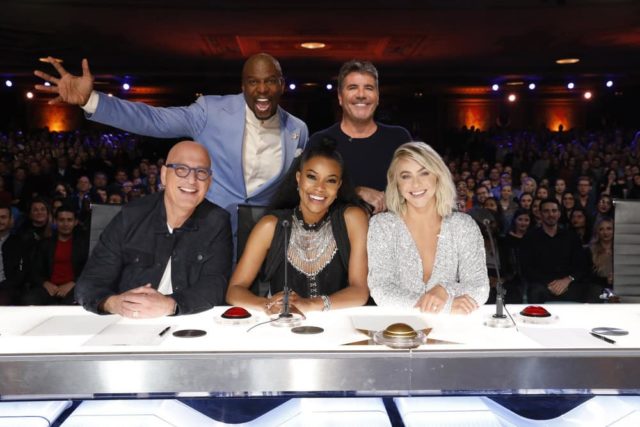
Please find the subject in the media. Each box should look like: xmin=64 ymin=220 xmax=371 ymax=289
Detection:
xmin=0 ymin=205 xmax=22 ymax=304
xmin=23 ymin=206 xmax=88 ymax=305
xmin=588 ymin=218 xmax=614 ymax=296
xmin=520 ymin=199 xmax=590 ymax=303
xmin=1 ymin=123 xmax=639 ymax=306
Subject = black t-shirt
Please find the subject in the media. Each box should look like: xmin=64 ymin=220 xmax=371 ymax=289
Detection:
xmin=308 ymin=123 xmax=412 ymax=191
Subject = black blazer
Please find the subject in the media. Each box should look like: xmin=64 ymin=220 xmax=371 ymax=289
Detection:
xmin=75 ymin=191 xmax=232 ymax=315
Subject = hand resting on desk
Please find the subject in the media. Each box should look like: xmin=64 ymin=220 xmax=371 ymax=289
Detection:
xmin=101 ymin=284 xmax=177 ymax=318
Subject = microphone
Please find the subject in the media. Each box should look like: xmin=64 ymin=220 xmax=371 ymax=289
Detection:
xmin=270 ymin=218 xmax=302 ymax=327
xmin=481 ymin=218 xmax=513 ymax=328
xmin=279 ymin=219 xmax=292 ymax=319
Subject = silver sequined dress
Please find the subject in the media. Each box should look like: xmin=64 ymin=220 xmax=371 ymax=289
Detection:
xmin=367 ymin=211 xmax=489 ymax=310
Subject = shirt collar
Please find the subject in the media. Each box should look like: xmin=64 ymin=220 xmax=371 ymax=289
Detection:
xmin=245 ymin=104 xmax=280 ymax=130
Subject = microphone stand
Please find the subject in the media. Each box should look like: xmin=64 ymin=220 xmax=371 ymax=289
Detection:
xmin=483 ymin=219 xmax=514 ymax=328
xmin=280 ymin=219 xmax=292 ymax=319
xmin=271 ymin=219 xmax=303 ymax=327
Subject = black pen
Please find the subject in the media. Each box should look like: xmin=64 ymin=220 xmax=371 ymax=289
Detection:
xmin=590 ymin=331 xmax=615 ymax=344
xmin=158 ymin=326 xmax=171 ymax=337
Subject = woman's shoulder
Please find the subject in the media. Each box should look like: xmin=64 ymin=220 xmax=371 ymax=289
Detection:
xmin=446 ymin=211 xmax=476 ymax=226
xmin=369 ymin=211 xmax=402 ymax=228
xmin=342 ymin=205 xmax=369 ymax=223
xmin=252 ymin=213 xmax=280 ymax=237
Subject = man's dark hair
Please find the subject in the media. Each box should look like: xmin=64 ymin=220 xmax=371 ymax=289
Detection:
xmin=337 ymin=60 xmax=379 ymax=90
xmin=268 ymin=138 xmax=364 ymax=212
xmin=54 ymin=205 xmax=77 ymax=219
xmin=0 ymin=203 xmax=12 ymax=218
xmin=577 ymin=175 xmax=592 ymax=186
xmin=540 ymin=197 xmax=561 ymax=211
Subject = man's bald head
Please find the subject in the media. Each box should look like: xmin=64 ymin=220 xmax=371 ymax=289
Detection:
xmin=162 ymin=141 xmax=212 ymax=217
xmin=166 ymin=140 xmax=211 ymax=168
xmin=242 ymin=53 xmax=282 ymax=78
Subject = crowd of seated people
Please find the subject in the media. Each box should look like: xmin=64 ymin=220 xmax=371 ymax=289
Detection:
xmin=0 ymin=129 xmax=170 ymax=305
xmin=1 ymin=126 xmax=639 ymax=308
xmin=450 ymin=126 xmax=640 ymax=303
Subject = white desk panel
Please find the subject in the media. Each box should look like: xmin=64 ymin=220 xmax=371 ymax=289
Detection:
xmin=0 ymin=305 xmax=639 ymax=399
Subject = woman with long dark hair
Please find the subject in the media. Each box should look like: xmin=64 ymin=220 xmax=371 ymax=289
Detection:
xmin=226 ymin=139 xmax=369 ymax=313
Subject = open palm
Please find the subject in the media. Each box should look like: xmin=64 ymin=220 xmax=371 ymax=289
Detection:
xmin=34 ymin=57 xmax=94 ymax=105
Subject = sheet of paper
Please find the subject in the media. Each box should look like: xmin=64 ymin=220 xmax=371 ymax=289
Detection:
xmin=520 ymin=327 xmax=613 ymax=348
xmin=83 ymin=324 xmax=170 ymax=346
xmin=22 ymin=315 xmax=118 ymax=336
xmin=351 ymin=315 xmax=429 ymax=332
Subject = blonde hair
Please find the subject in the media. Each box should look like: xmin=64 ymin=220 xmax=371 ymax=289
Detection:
xmin=590 ymin=218 xmax=614 ymax=277
xmin=385 ymin=142 xmax=457 ymax=217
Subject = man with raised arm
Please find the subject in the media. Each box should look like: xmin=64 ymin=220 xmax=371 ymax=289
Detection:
xmin=35 ymin=54 xmax=308 ymax=234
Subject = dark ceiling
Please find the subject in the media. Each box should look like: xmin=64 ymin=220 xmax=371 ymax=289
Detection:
xmin=3 ymin=0 xmax=640 ymax=98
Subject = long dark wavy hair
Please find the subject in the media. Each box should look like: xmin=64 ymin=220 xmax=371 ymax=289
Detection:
xmin=268 ymin=138 xmax=366 ymax=212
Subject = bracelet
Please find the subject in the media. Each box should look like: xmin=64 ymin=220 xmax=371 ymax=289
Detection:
xmin=320 ymin=295 xmax=331 ymax=312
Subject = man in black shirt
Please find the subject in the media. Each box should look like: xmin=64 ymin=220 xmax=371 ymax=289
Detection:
xmin=521 ymin=198 xmax=589 ymax=303
xmin=308 ymin=60 xmax=411 ymax=213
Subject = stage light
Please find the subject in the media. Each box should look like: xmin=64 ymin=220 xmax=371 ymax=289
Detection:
xmin=528 ymin=83 xmax=536 ymax=90
xmin=122 ymin=83 xmax=131 ymax=91
xmin=108 ymin=93 xmax=113 ymax=97
xmin=606 ymin=80 xmax=613 ymax=88
xmin=5 ymin=80 xmax=12 ymax=88
xmin=491 ymin=84 xmax=499 ymax=91
xmin=26 ymin=91 xmax=34 ymax=99
xmin=326 ymin=83 xmax=333 ymax=90
xmin=44 ymin=82 xmax=51 ymax=87
xmin=508 ymin=94 xmax=517 ymax=102
xmin=289 ymin=83 xmax=296 ymax=90
xmin=567 ymin=82 xmax=575 ymax=90
xmin=584 ymin=91 xmax=592 ymax=100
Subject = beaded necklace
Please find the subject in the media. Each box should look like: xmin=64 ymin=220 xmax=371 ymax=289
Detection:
xmin=287 ymin=207 xmax=337 ymax=297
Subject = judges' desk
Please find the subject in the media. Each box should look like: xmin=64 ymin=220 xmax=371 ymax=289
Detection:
xmin=1 ymin=304 xmax=639 ymax=399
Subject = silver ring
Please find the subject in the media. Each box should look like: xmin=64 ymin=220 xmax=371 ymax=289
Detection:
xmin=133 ymin=311 xmax=139 ymax=318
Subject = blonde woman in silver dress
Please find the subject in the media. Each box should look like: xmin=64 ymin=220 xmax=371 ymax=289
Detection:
xmin=368 ymin=142 xmax=489 ymax=314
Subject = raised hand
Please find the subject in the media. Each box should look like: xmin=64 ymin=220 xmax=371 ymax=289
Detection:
xmin=34 ymin=57 xmax=94 ymax=106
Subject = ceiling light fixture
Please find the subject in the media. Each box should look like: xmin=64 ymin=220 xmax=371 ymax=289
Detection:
xmin=556 ymin=58 xmax=580 ymax=65
xmin=300 ymin=42 xmax=326 ymax=49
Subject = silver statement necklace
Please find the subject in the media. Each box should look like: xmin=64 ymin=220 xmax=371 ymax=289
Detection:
xmin=287 ymin=209 xmax=337 ymax=298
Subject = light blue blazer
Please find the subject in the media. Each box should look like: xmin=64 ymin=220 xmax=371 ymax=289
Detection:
xmin=88 ymin=92 xmax=308 ymax=233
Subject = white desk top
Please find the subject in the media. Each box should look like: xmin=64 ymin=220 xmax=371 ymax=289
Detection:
xmin=1 ymin=304 xmax=638 ymax=399
xmin=0 ymin=304 xmax=638 ymax=354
